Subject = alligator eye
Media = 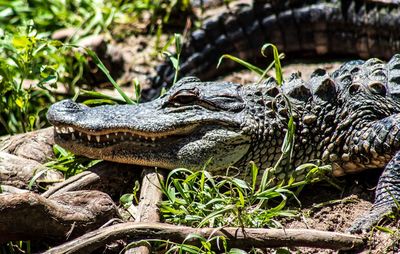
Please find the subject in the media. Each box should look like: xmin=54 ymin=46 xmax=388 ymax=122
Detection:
xmin=201 ymin=94 xmax=244 ymax=112
xmin=169 ymin=88 xmax=199 ymax=105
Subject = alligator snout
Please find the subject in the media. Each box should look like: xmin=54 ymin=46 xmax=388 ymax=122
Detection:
xmin=47 ymin=99 xmax=88 ymax=125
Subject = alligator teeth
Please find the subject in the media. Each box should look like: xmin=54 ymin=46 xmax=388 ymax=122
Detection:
xmin=124 ymin=132 xmax=127 ymax=136
xmin=96 ymin=136 xmax=100 ymax=142
xmin=79 ymin=132 xmax=82 ymax=137
xmin=87 ymin=135 xmax=91 ymax=141
xmin=68 ymin=127 xmax=74 ymax=133
xmin=71 ymin=133 xmax=76 ymax=140
xmin=55 ymin=127 xmax=60 ymax=133
xmin=106 ymin=134 xmax=110 ymax=139
xmin=151 ymin=137 xmax=156 ymax=141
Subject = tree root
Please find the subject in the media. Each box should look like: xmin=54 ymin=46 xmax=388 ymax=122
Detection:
xmin=0 ymin=152 xmax=63 ymax=190
xmin=0 ymin=190 xmax=119 ymax=243
xmin=44 ymin=222 xmax=365 ymax=253
xmin=0 ymin=127 xmax=54 ymax=163
xmin=126 ymin=168 xmax=165 ymax=254
xmin=42 ymin=161 xmax=140 ymax=199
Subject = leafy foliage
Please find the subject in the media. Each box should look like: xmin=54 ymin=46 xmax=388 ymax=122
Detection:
xmin=159 ymin=162 xmax=332 ymax=229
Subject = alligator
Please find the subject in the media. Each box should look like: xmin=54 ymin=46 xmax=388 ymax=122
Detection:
xmin=48 ymin=53 xmax=400 ymax=233
xmin=46 ymin=0 xmax=400 ymax=234
xmin=147 ymin=0 xmax=400 ymax=99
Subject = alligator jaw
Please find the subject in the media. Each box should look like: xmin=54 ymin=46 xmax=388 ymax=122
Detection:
xmin=53 ymin=124 xmax=198 ymax=145
xmin=53 ymin=124 xmax=249 ymax=169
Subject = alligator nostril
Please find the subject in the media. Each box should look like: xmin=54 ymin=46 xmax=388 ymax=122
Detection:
xmin=55 ymin=99 xmax=88 ymax=113
xmin=349 ymin=83 xmax=362 ymax=95
xmin=368 ymin=81 xmax=387 ymax=96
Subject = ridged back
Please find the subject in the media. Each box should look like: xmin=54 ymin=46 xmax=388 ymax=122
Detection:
xmin=147 ymin=0 xmax=400 ymax=100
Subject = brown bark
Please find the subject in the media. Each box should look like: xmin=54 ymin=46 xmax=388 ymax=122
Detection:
xmin=136 ymin=168 xmax=164 ymax=223
xmin=0 ymin=184 xmax=29 ymax=194
xmin=0 ymin=127 xmax=54 ymax=163
xmin=42 ymin=161 xmax=141 ymax=199
xmin=0 ymin=190 xmax=119 ymax=243
xmin=0 ymin=152 xmax=63 ymax=190
xmin=44 ymin=222 xmax=365 ymax=254
xmin=126 ymin=168 xmax=165 ymax=254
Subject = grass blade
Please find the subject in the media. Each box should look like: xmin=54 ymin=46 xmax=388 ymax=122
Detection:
xmin=217 ymin=54 xmax=264 ymax=75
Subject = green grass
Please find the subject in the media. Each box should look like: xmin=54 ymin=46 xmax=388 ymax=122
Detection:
xmin=159 ymin=163 xmax=331 ymax=229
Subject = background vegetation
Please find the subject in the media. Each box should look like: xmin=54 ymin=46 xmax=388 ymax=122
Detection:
xmin=0 ymin=0 xmax=192 ymax=135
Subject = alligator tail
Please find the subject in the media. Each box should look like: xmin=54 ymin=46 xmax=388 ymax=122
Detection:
xmin=147 ymin=0 xmax=400 ymax=99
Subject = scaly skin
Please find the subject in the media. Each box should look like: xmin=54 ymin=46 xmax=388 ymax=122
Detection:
xmin=48 ymin=54 xmax=400 ymax=232
xmin=147 ymin=0 xmax=400 ymax=99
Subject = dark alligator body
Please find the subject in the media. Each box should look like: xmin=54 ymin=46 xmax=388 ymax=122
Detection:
xmin=47 ymin=0 xmax=400 ymax=234
xmin=148 ymin=0 xmax=400 ymax=98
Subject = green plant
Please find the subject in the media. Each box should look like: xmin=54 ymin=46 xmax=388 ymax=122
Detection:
xmin=159 ymin=161 xmax=331 ymax=229
xmin=162 ymin=33 xmax=183 ymax=85
xmin=44 ymin=144 xmax=101 ymax=178
xmin=0 ymin=25 xmax=60 ymax=134
xmin=0 ymin=0 xmax=133 ymax=40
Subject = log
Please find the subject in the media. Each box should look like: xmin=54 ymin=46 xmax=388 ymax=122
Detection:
xmin=126 ymin=168 xmax=165 ymax=254
xmin=0 ymin=184 xmax=29 ymax=194
xmin=0 ymin=152 xmax=63 ymax=190
xmin=136 ymin=168 xmax=164 ymax=223
xmin=42 ymin=161 xmax=140 ymax=199
xmin=44 ymin=222 xmax=365 ymax=253
xmin=0 ymin=127 xmax=54 ymax=163
xmin=0 ymin=190 xmax=119 ymax=243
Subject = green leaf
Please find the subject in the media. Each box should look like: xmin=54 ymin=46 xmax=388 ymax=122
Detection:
xmin=169 ymin=57 xmax=179 ymax=70
xmin=15 ymin=97 xmax=24 ymax=109
xmin=28 ymin=168 xmax=48 ymax=190
xmin=83 ymin=47 xmax=134 ymax=104
xmin=12 ymin=35 xmax=31 ymax=49
xmin=28 ymin=115 xmax=36 ymax=129
xmin=374 ymin=226 xmax=395 ymax=234
xmin=53 ymin=144 xmax=69 ymax=157
xmin=275 ymin=248 xmax=292 ymax=254
xmin=217 ymin=54 xmax=264 ymax=75
xmin=120 ymin=193 xmax=134 ymax=208
xmin=133 ymin=78 xmax=141 ymax=103
xmin=229 ymin=248 xmax=248 ymax=254
xmin=49 ymin=40 xmax=63 ymax=48
xmin=174 ymin=33 xmax=182 ymax=56
xmin=198 ymin=204 xmax=236 ymax=227
xmin=250 ymin=161 xmax=259 ymax=191
xmin=80 ymin=89 xmax=125 ymax=104
xmin=261 ymin=43 xmax=283 ymax=86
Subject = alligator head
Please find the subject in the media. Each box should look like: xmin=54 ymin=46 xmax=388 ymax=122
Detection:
xmin=47 ymin=77 xmax=279 ymax=170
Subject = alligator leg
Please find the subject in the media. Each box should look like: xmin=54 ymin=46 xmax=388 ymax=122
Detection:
xmin=348 ymin=151 xmax=400 ymax=233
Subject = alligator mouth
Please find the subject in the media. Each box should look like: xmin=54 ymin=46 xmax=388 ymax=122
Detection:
xmin=54 ymin=126 xmax=188 ymax=148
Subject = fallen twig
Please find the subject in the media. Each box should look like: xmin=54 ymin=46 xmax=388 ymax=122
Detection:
xmin=44 ymin=222 xmax=365 ymax=253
